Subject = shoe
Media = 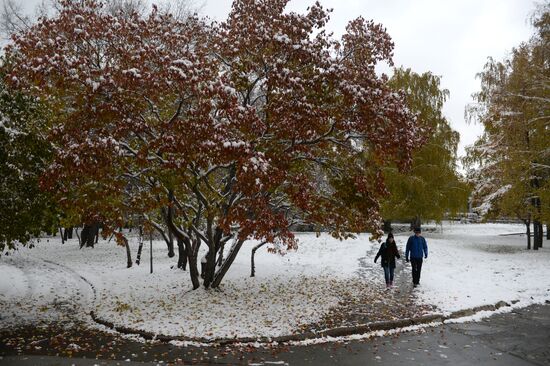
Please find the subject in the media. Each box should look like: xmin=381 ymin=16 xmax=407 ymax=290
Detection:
xmin=390 ymin=281 xmax=393 ymax=287
xmin=413 ymin=284 xmax=418 ymax=288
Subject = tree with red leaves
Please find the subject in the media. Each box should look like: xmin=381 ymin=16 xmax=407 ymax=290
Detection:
xmin=6 ymin=0 xmax=423 ymax=289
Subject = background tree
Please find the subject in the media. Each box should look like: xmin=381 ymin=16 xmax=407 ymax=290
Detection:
xmin=0 ymin=66 xmax=58 ymax=253
xmin=464 ymin=6 xmax=549 ymax=249
xmin=381 ymin=68 xmax=469 ymax=229
xmin=6 ymin=0 xmax=424 ymax=289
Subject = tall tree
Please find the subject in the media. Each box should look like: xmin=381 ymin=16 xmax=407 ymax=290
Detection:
xmin=0 ymin=66 xmax=57 ymax=253
xmin=6 ymin=0 xmax=424 ymax=288
xmin=464 ymin=7 xmax=549 ymax=248
xmin=381 ymin=68 xmax=469 ymax=228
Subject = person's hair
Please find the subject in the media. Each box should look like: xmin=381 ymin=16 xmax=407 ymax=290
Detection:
xmin=387 ymin=233 xmax=394 ymax=240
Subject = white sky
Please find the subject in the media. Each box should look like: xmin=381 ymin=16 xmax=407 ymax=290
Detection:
xmin=17 ymin=0 xmax=537 ymax=159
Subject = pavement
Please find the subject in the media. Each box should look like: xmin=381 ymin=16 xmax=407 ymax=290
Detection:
xmin=1 ymin=304 xmax=550 ymax=365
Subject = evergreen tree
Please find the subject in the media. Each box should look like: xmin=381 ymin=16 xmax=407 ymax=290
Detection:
xmin=0 ymin=66 xmax=57 ymax=253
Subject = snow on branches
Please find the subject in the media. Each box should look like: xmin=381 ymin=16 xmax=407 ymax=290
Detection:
xmin=5 ymin=0 xmax=424 ymax=288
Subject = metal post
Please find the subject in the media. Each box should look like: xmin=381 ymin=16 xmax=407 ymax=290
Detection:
xmin=150 ymin=231 xmax=153 ymax=274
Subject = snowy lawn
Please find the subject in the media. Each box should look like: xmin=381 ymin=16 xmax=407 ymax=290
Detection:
xmin=0 ymin=232 xmax=379 ymax=339
xmin=411 ymin=222 xmax=550 ymax=313
xmin=0 ymin=223 xmax=549 ymax=340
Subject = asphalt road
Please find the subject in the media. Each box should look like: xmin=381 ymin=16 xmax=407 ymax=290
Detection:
xmin=1 ymin=304 xmax=549 ymax=365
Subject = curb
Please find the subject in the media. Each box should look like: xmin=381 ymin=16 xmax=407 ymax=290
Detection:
xmin=90 ymin=300 xmax=512 ymax=346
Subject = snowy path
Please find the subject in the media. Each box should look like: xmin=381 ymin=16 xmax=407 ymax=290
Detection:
xmin=315 ymin=240 xmax=433 ymax=329
xmin=355 ymin=242 xmax=411 ymax=290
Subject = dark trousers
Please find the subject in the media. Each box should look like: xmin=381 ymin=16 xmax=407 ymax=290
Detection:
xmin=383 ymin=266 xmax=395 ymax=284
xmin=410 ymin=258 xmax=423 ymax=285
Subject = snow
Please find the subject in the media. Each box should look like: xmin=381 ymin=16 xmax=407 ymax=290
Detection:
xmin=222 ymin=140 xmax=247 ymax=148
xmin=0 ymin=117 xmax=24 ymax=137
xmin=0 ymin=233 xmax=375 ymax=339
xmin=412 ymin=222 xmax=550 ymax=313
xmin=0 ymin=223 xmax=549 ymax=341
xmin=473 ymin=184 xmax=512 ymax=216
xmin=168 ymin=66 xmax=186 ymax=78
xmin=172 ymin=59 xmax=193 ymax=68
xmin=122 ymin=68 xmax=142 ymax=78
xmin=0 ymin=263 xmax=28 ymax=299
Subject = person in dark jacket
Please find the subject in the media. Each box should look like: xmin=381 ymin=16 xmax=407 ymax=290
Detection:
xmin=374 ymin=233 xmax=401 ymax=288
xmin=405 ymin=227 xmax=428 ymax=287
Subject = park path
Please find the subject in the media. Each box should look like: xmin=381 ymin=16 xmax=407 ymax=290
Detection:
xmin=350 ymin=243 xmax=418 ymax=321
xmin=302 ymin=242 xmax=434 ymax=332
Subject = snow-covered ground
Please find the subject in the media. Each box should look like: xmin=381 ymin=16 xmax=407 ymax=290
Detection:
xmin=0 ymin=222 xmax=549 ymax=340
xmin=0 ymin=232 xmax=379 ymax=339
xmin=412 ymin=222 xmax=550 ymax=313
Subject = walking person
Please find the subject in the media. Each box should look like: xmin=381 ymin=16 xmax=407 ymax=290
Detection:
xmin=374 ymin=233 xmax=401 ymax=288
xmin=405 ymin=227 xmax=428 ymax=287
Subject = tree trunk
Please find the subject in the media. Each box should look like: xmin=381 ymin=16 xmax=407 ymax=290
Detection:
xmin=211 ymin=239 xmax=244 ymax=288
xmin=75 ymin=227 xmax=81 ymax=247
xmin=176 ymin=238 xmax=187 ymax=270
xmin=546 ymin=223 xmax=550 ymax=240
xmin=168 ymin=230 xmax=175 ymax=258
xmin=136 ymin=226 xmax=144 ymax=265
xmin=62 ymin=227 xmax=73 ymax=241
xmin=188 ymin=254 xmax=200 ymax=290
xmin=149 ymin=231 xmax=153 ymax=274
xmin=80 ymin=224 xmax=95 ymax=248
xmin=383 ymin=220 xmax=392 ymax=233
xmin=534 ymin=220 xmax=540 ymax=250
xmin=124 ymin=237 xmax=133 ymax=268
xmin=59 ymin=227 xmax=65 ymax=244
xmin=250 ymin=241 xmax=267 ymax=277
xmin=203 ymin=248 xmax=217 ymax=289
xmin=535 ymin=220 xmax=543 ymax=249
xmin=94 ymin=223 xmax=100 ymax=244
xmin=217 ymin=242 xmax=225 ymax=267
xmin=80 ymin=226 xmax=87 ymax=249
xmin=164 ymin=190 xmax=202 ymax=290
xmin=151 ymin=220 xmax=175 ymax=258
xmin=526 ymin=219 xmax=531 ymax=250
xmin=410 ymin=217 xmax=421 ymax=230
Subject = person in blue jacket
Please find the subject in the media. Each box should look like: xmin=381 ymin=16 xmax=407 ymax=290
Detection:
xmin=405 ymin=227 xmax=428 ymax=287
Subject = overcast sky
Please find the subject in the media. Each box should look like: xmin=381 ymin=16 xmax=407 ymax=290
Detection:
xmin=17 ymin=0 xmax=537 ymax=160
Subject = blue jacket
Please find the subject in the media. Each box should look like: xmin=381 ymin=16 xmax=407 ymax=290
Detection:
xmin=406 ymin=235 xmax=428 ymax=260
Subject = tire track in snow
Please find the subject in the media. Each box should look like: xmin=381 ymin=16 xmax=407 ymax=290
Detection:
xmin=0 ymin=256 xmax=97 ymax=327
xmin=41 ymin=258 xmax=97 ymax=307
